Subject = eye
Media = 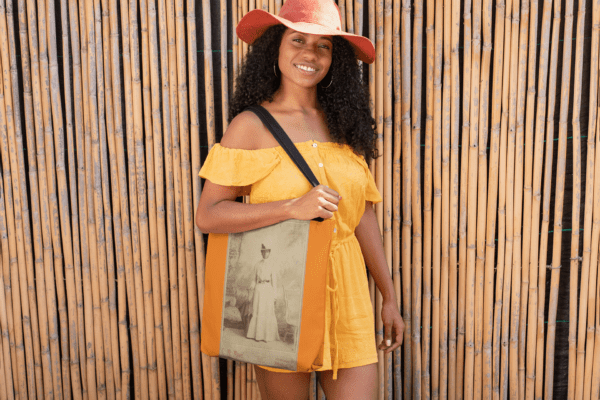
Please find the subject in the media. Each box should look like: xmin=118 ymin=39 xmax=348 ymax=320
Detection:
xmin=319 ymin=43 xmax=331 ymax=50
xmin=292 ymin=37 xmax=303 ymax=43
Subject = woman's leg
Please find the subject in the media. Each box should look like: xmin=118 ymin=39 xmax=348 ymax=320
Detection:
xmin=318 ymin=363 xmax=378 ymax=400
xmin=254 ymin=365 xmax=311 ymax=400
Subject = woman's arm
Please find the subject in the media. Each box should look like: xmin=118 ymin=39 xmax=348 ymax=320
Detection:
xmin=195 ymin=112 xmax=341 ymax=234
xmin=195 ymin=182 xmax=341 ymax=233
xmin=354 ymin=201 xmax=405 ymax=353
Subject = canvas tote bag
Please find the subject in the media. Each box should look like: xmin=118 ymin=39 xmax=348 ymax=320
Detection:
xmin=200 ymin=105 xmax=335 ymax=372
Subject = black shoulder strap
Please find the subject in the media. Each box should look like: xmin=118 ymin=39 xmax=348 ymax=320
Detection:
xmin=246 ymin=105 xmax=321 ymax=188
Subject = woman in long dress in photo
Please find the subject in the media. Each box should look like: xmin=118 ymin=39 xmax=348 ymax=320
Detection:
xmin=247 ymin=245 xmax=281 ymax=342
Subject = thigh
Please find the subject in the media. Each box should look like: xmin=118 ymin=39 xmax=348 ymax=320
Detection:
xmin=254 ymin=365 xmax=312 ymax=400
xmin=318 ymin=363 xmax=378 ymax=400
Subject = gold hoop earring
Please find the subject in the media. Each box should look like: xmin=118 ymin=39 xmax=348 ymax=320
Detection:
xmin=321 ymin=74 xmax=333 ymax=89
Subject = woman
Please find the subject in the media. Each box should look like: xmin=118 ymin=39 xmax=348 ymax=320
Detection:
xmin=246 ymin=244 xmax=280 ymax=342
xmin=195 ymin=0 xmax=404 ymax=398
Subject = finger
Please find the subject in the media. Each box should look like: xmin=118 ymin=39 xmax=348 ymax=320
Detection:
xmin=318 ymin=186 xmax=341 ymax=200
xmin=384 ymin=342 xmax=401 ymax=354
xmin=384 ymin=321 xmax=393 ymax=348
xmin=319 ymin=200 xmax=339 ymax=213
xmin=317 ymin=206 xmax=334 ymax=219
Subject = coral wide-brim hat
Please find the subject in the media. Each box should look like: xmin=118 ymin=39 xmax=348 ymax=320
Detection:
xmin=236 ymin=0 xmax=375 ymax=64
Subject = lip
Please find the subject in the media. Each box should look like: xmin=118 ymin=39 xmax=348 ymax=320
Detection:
xmin=294 ymin=63 xmax=319 ymax=74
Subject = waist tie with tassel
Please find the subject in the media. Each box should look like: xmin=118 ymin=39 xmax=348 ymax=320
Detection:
xmin=327 ymin=241 xmax=341 ymax=380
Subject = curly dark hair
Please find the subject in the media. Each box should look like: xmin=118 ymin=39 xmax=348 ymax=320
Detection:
xmin=229 ymin=25 xmax=378 ymax=163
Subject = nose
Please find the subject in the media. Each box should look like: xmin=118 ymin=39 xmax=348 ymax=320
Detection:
xmin=301 ymin=44 xmax=320 ymax=59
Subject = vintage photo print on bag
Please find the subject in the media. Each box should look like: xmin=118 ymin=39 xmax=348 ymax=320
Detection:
xmin=220 ymin=220 xmax=310 ymax=370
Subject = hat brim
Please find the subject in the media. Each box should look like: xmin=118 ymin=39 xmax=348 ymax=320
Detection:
xmin=236 ymin=9 xmax=375 ymax=64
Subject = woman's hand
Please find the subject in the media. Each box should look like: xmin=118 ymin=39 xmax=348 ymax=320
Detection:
xmin=287 ymin=184 xmax=341 ymax=220
xmin=378 ymin=299 xmax=405 ymax=354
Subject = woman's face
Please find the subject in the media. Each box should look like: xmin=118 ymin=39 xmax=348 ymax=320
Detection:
xmin=277 ymin=28 xmax=333 ymax=89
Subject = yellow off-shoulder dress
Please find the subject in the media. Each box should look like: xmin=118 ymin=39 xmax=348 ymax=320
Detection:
xmin=199 ymin=140 xmax=382 ymax=378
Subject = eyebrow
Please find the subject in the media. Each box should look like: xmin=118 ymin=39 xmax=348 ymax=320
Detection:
xmin=289 ymin=31 xmax=333 ymax=43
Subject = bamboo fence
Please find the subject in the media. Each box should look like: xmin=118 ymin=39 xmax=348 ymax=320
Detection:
xmin=0 ymin=0 xmax=597 ymax=398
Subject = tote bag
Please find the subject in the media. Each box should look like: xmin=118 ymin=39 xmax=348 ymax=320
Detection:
xmin=200 ymin=105 xmax=335 ymax=372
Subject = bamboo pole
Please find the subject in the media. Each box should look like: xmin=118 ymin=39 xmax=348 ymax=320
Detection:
xmin=85 ymin=0 xmax=118 ymax=396
xmin=464 ymin=0 xmax=481 ymax=395
xmin=73 ymin=0 xmax=101 ymax=397
xmin=228 ymin=360 xmax=234 ymax=400
xmin=345 ymin=0 xmax=354 ymax=33
xmin=374 ymin=0 xmax=385 ymax=397
xmin=0 ymin=318 xmax=6 ymax=400
xmin=586 ymin=2 xmax=600 ymax=397
xmin=91 ymin=0 xmax=122 ymax=395
xmin=487 ymin=0 xmax=505 ymax=398
xmin=176 ymin=0 xmax=204 ymax=396
xmin=513 ymin=0 xmax=530 ymax=397
xmin=235 ymin=362 xmax=241 ymax=400
xmin=391 ymin=1 xmax=403 ymax=398
xmin=569 ymin=0 xmax=585 ymax=396
xmin=106 ymin=0 xmax=136 ymax=396
xmin=441 ymin=0 xmax=452 ymax=393
xmin=170 ymin=0 xmax=194 ymax=396
xmin=155 ymin=0 xmax=179 ymax=397
xmin=519 ymin=0 xmax=539 ymax=394
xmin=544 ymin=0 xmax=573 ymax=395
xmin=164 ymin=0 xmax=185 ymax=395
xmin=221 ymin=0 xmax=229 ymax=129
xmin=448 ymin=0 xmax=461 ymax=396
xmin=199 ymin=1 xmax=219 ymax=397
xmin=240 ymin=363 xmax=246 ymax=400
xmin=119 ymin=0 xmax=152 ymax=398
xmin=60 ymin=0 xmax=92 ymax=396
xmin=488 ymin=1 xmax=508 ymax=398
xmin=98 ymin=1 xmax=126 ymax=399
xmin=432 ymin=0 xmax=443 ymax=395
xmin=410 ymin=0 xmax=423 ymax=396
xmin=476 ymin=0 xmax=492 ymax=395
xmin=524 ymin=0 xmax=552 ymax=398
xmin=422 ymin=0 xmax=434 ymax=393
xmin=456 ymin=0 xmax=472 ymax=392
xmin=232 ymin=0 xmax=238 ymax=88
xmin=96 ymin=0 xmax=124 ymax=394
xmin=384 ymin=8 xmax=393 ymax=392
xmin=146 ymin=0 xmax=177 ymax=397
xmin=535 ymin=0 xmax=561 ymax=395
xmin=139 ymin=0 xmax=169 ymax=396
xmin=506 ymin=0 xmax=521 ymax=395
xmin=499 ymin=0 xmax=519 ymax=396
xmin=0 ymin=169 xmax=12 ymax=400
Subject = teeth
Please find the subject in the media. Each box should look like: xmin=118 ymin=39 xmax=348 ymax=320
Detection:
xmin=296 ymin=64 xmax=316 ymax=72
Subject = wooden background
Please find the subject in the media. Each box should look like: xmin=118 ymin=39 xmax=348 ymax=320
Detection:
xmin=0 ymin=0 xmax=597 ymax=399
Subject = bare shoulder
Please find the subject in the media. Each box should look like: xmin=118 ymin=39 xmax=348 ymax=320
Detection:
xmin=220 ymin=110 xmax=274 ymax=150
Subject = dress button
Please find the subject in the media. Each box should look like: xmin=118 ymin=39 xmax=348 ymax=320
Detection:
xmin=313 ymin=143 xmax=318 ymax=148
xmin=333 ymin=228 xmax=337 ymax=233
xmin=318 ymin=163 xmax=323 ymax=167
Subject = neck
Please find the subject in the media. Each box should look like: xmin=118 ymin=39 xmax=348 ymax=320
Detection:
xmin=273 ymin=80 xmax=319 ymax=111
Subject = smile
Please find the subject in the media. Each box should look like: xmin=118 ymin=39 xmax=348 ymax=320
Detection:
xmin=295 ymin=64 xmax=317 ymax=73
